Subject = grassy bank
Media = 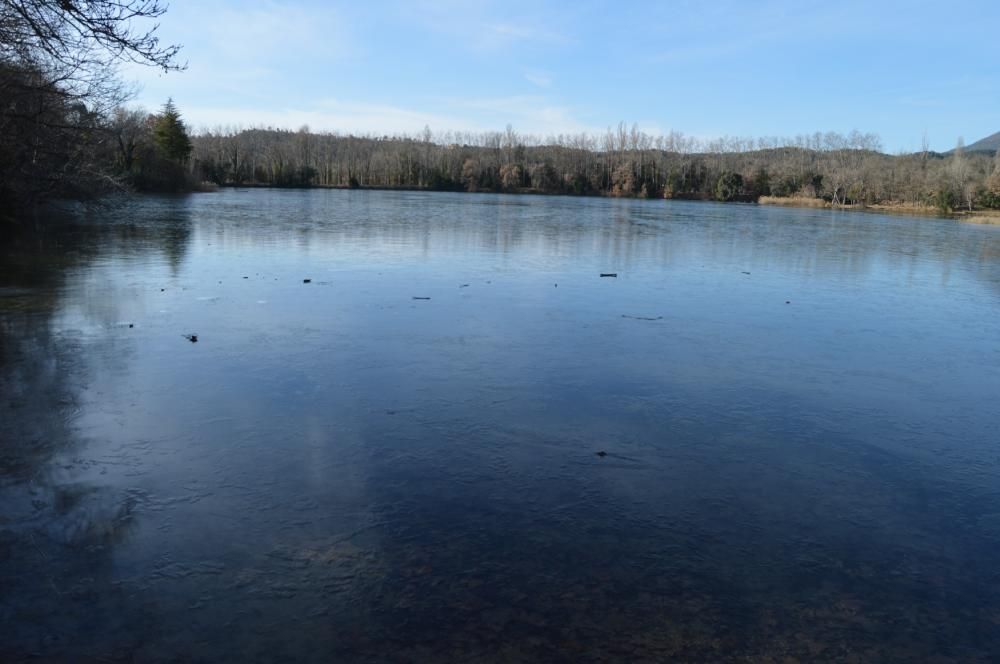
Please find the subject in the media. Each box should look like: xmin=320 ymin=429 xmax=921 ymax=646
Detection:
xmin=758 ymin=196 xmax=829 ymax=208
xmin=760 ymin=195 xmax=1000 ymax=223
xmin=957 ymin=210 xmax=1000 ymax=225
xmin=759 ymin=197 xmax=943 ymax=215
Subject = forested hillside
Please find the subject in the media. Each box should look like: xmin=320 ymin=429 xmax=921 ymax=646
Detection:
xmin=191 ymin=124 xmax=1000 ymax=212
xmin=963 ymin=131 xmax=1000 ymax=154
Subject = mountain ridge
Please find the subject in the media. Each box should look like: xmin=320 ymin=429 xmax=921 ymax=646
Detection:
xmin=960 ymin=131 xmax=1000 ymax=154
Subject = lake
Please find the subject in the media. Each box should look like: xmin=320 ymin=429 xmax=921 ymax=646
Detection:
xmin=2 ymin=189 xmax=1000 ymax=661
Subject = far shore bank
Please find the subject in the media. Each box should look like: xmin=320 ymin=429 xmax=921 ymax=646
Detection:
xmin=759 ymin=195 xmax=1000 ymax=223
xmin=202 ymin=183 xmax=1000 ymax=225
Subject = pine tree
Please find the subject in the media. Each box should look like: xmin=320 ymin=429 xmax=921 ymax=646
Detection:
xmin=153 ymin=99 xmax=192 ymax=163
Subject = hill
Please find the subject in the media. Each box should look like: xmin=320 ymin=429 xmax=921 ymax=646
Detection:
xmin=963 ymin=131 xmax=1000 ymax=154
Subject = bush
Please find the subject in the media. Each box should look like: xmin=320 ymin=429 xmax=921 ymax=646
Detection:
xmin=129 ymin=145 xmax=192 ymax=192
xmin=568 ymin=173 xmax=590 ymax=195
xmin=747 ymin=168 xmax=771 ymax=198
xmin=934 ymin=189 xmax=957 ymax=213
xmin=499 ymin=164 xmax=523 ymax=191
xmin=427 ymin=169 xmax=460 ymax=191
xmin=979 ymin=190 xmax=1000 ymax=209
xmin=715 ymin=172 xmax=744 ymax=202
xmin=663 ymin=171 xmax=684 ymax=198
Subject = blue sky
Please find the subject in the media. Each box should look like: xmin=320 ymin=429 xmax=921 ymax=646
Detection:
xmin=125 ymin=0 xmax=1000 ymax=152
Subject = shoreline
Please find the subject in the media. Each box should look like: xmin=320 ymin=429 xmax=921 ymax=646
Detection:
xmin=209 ymin=183 xmax=1000 ymax=224
xmin=755 ymin=195 xmax=1000 ymax=224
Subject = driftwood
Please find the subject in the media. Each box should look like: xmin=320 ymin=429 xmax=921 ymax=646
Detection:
xmin=412 ymin=296 xmax=431 ymax=300
xmin=621 ymin=315 xmax=662 ymax=321
xmin=600 ymin=273 xmax=617 ymax=278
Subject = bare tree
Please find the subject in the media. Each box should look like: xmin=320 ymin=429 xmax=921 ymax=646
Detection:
xmin=110 ymin=106 xmax=148 ymax=171
xmin=948 ymin=138 xmax=974 ymax=210
xmin=1 ymin=0 xmax=183 ymax=207
xmin=1 ymin=0 xmax=182 ymax=110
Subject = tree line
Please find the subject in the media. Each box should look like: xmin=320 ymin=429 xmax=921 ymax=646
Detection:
xmin=189 ymin=124 xmax=1000 ymax=212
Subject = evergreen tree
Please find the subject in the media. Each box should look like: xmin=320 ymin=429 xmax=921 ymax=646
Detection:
xmin=154 ymin=99 xmax=192 ymax=163
xmin=714 ymin=172 xmax=744 ymax=201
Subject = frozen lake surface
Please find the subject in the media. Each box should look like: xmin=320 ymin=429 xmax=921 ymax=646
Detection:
xmin=2 ymin=189 xmax=1000 ymax=661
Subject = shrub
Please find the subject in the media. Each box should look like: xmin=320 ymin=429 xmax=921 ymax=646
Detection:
xmin=715 ymin=172 xmax=744 ymax=202
xmin=934 ymin=189 xmax=957 ymax=213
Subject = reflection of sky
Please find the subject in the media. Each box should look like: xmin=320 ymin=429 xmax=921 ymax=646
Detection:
xmin=57 ymin=190 xmax=1000 ymax=496
xmin=5 ymin=189 xmax=1000 ymax=659
xmin=52 ymin=191 xmax=999 ymax=536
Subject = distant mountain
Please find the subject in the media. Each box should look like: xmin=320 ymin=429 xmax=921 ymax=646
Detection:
xmin=961 ymin=131 xmax=1000 ymax=154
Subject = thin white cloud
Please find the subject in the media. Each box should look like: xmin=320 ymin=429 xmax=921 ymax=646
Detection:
xmin=182 ymin=94 xmax=608 ymax=139
xmin=435 ymin=95 xmax=603 ymax=136
xmin=488 ymin=22 xmax=569 ymax=46
xmin=401 ymin=1 xmax=571 ymax=51
xmin=183 ymin=102 xmax=478 ymax=136
xmin=650 ymin=27 xmax=784 ymax=65
xmin=121 ymin=2 xmax=356 ymax=107
xmin=524 ymin=70 xmax=553 ymax=88
xmin=898 ymin=96 xmax=945 ymax=109
xmin=165 ymin=4 xmax=352 ymax=69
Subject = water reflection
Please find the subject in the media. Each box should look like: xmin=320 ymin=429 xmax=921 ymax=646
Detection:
xmin=1 ymin=203 xmax=193 ymax=658
xmin=2 ymin=190 xmax=999 ymax=661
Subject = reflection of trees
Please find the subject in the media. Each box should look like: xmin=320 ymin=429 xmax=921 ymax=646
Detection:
xmin=1 ymin=201 xmax=192 ymax=468
xmin=188 ymin=191 xmax=1000 ymax=290
xmin=0 ymin=315 xmax=83 ymax=475
xmin=0 ymin=203 xmax=192 ymax=661
xmin=85 ymin=197 xmax=195 ymax=271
